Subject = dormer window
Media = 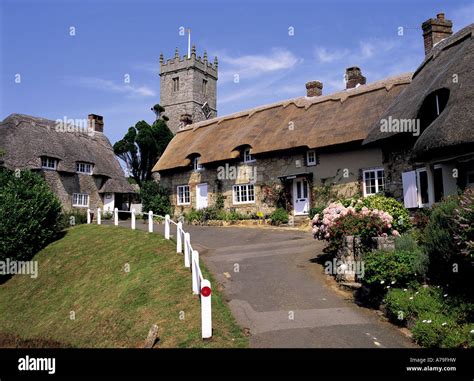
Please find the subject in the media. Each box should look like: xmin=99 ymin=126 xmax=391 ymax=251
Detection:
xmin=306 ymin=150 xmax=317 ymax=166
xmin=76 ymin=162 xmax=93 ymax=175
xmin=41 ymin=157 xmax=57 ymax=170
xmin=418 ymin=88 xmax=450 ymax=132
xmin=193 ymin=157 xmax=203 ymax=171
xmin=243 ymin=148 xmax=255 ymax=163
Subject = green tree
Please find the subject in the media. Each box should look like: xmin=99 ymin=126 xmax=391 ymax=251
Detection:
xmin=113 ymin=105 xmax=173 ymax=186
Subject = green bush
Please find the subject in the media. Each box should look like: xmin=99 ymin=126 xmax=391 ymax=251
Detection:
xmin=309 ymin=206 xmax=324 ymax=219
xmin=269 ymin=208 xmax=289 ymax=225
xmin=423 ymin=195 xmax=473 ymax=290
xmin=362 ymin=249 xmax=425 ymax=289
xmin=140 ymin=181 xmax=172 ymax=217
xmin=0 ymin=169 xmax=62 ymax=263
xmin=385 ymin=286 xmax=474 ymax=348
xmin=60 ymin=209 xmax=88 ymax=229
xmin=362 ymin=194 xmax=411 ymax=232
xmin=185 ymin=209 xmax=204 ymax=223
xmin=394 ymin=233 xmax=429 ymax=277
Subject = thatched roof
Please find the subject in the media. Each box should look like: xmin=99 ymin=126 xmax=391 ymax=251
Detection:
xmin=0 ymin=113 xmax=135 ymax=193
xmin=364 ymin=24 xmax=474 ymax=160
xmin=153 ymin=74 xmax=412 ymax=172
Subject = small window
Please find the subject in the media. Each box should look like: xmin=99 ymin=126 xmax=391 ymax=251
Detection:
xmin=243 ymin=148 xmax=255 ymax=163
xmin=416 ymin=168 xmax=429 ymax=206
xmin=233 ymin=184 xmax=255 ymax=204
xmin=363 ymin=168 xmax=385 ymax=196
xmin=76 ymin=162 xmax=93 ymax=175
xmin=307 ymin=150 xmax=316 ymax=166
xmin=172 ymin=77 xmax=180 ymax=92
xmin=467 ymin=170 xmax=474 ymax=186
xmin=418 ymin=88 xmax=450 ymax=132
xmin=202 ymin=79 xmax=208 ymax=95
xmin=72 ymin=193 xmax=89 ymax=207
xmin=41 ymin=157 xmax=57 ymax=170
xmin=177 ymin=185 xmax=190 ymax=205
xmin=193 ymin=157 xmax=203 ymax=171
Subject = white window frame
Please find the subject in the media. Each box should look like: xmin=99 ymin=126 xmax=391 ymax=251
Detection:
xmin=307 ymin=150 xmax=316 ymax=166
xmin=41 ymin=157 xmax=57 ymax=170
xmin=243 ymin=148 xmax=256 ymax=163
xmin=193 ymin=157 xmax=203 ymax=171
xmin=232 ymin=183 xmax=255 ymax=204
xmin=362 ymin=168 xmax=385 ymax=197
xmin=72 ymin=193 xmax=89 ymax=207
xmin=76 ymin=162 xmax=93 ymax=175
xmin=177 ymin=185 xmax=190 ymax=205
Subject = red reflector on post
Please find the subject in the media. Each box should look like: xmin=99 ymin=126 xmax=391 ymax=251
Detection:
xmin=201 ymin=286 xmax=211 ymax=297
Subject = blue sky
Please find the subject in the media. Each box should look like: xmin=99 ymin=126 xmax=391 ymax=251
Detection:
xmin=1 ymin=0 xmax=473 ymax=144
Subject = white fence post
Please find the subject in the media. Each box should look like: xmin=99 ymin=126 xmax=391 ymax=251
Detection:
xmin=87 ymin=208 xmax=91 ymax=224
xmin=177 ymin=222 xmax=182 ymax=253
xmin=184 ymin=232 xmax=191 ymax=268
xmin=165 ymin=214 xmax=170 ymax=240
xmin=131 ymin=209 xmax=136 ymax=230
xmin=97 ymin=208 xmax=101 ymax=225
xmin=200 ymin=279 xmax=212 ymax=339
xmin=192 ymin=250 xmax=200 ymax=295
xmin=148 ymin=211 xmax=153 ymax=233
xmin=114 ymin=208 xmax=118 ymax=226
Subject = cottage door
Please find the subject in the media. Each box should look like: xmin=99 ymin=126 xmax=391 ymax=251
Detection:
xmin=293 ymin=178 xmax=309 ymax=215
xmin=196 ymin=183 xmax=208 ymax=210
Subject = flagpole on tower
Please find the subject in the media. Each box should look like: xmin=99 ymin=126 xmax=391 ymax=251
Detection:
xmin=187 ymin=28 xmax=191 ymax=58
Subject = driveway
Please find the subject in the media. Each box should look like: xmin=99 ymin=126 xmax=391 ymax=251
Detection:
xmin=107 ymin=220 xmax=415 ymax=348
xmin=179 ymin=224 xmax=415 ymax=348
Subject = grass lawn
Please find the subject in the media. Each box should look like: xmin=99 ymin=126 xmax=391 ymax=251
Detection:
xmin=0 ymin=224 xmax=248 ymax=348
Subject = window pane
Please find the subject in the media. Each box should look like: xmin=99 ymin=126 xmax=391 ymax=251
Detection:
xmin=419 ymin=171 xmax=429 ymax=204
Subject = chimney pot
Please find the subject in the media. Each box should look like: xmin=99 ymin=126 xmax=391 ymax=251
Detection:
xmin=345 ymin=67 xmax=366 ymax=89
xmin=305 ymin=80 xmax=323 ymax=97
xmin=88 ymin=114 xmax=104 ymax=133
xmin=422 ymin=13 xmax=453 ymax=56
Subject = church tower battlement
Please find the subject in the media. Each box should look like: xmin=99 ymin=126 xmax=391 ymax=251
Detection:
xmin=159 ymin=46 xmax=218 ymax=133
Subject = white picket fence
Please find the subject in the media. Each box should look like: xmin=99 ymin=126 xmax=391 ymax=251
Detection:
xmin=87 ymin=207 xmax=212 ymax=339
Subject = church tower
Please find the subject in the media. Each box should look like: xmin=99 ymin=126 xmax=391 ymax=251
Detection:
xmin=159 ymin=46 xmax=218 ymax=133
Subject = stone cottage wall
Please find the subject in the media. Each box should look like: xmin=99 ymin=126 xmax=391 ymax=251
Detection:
xmin=159 ymin=146 xmax=383 ymax=218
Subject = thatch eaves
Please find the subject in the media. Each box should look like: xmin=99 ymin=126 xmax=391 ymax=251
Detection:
xmin=153 ymin=73 xmax=412 ymax=172
xmin=363 ymin=24 xmax=474 ymax=160
xmin=0 ymin=113 xmax=135 ymax=193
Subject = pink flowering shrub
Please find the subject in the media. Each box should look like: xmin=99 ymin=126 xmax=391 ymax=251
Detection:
xmin=312 ymin=201 xmax=398 ymax=255
xmin=312 ymin=202 xmax=396 ymax=240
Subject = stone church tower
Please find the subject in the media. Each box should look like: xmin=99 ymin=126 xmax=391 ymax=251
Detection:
xmin=159 ymin=46 xmax=218 ymax=133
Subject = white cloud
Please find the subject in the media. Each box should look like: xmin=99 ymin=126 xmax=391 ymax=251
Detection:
xmin=218 ymin=48 xmax=302 ymax=83
xmin=63 ymin=76 xmax=156 ymax=98
xmin=315 ymin=38 xmax=399 ymax=64
xmin=315 ymin=47 xmax=349 ymax=63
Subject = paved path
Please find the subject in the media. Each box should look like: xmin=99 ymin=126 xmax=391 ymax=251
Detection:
xmin=105 ymin=220 xmax=416 ymax=348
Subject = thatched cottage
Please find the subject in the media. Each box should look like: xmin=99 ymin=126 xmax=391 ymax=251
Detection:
xmin=0 ymin=113 xmax=135 ymax=212
xmin=153 ymin=72 xmax=411 ymax=218
xmin=364 ymin=15 xmax=474 ymax=208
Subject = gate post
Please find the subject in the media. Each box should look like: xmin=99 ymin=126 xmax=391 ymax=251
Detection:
xmin=114 ymin=208 xmax=118 ymax=226
xmin=148 ymin=211 xmax=153 ymax=233
xmin=131 ymin=209 xmax=136 ymax=230
xmin=97 ymin=208 xmax=101 ymax=225
xmin=176 ymin=222 xmax=182 ymax=253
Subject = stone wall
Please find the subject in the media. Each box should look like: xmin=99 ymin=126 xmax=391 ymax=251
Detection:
xmin=159 ymin=146 xmax=383 ymax=218
xmin=42 ymin=170 xmax=104 ymax=211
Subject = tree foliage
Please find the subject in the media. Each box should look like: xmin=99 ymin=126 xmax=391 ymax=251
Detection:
xmin=113 ymin=105 xmax=173 ymax=186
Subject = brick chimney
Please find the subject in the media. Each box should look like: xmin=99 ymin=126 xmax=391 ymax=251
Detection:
xmin=179 ymin=113 xmax=193 ymax=128
xmin=422 ymin=13 xmax=453 ymax=56
xmin=88 ymin=114 xmax=104 ymax=133
xmin=345 ymin=67 xmax=366 ymax=89
xmin=305 ymin=80 xmax=323 ymax=97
